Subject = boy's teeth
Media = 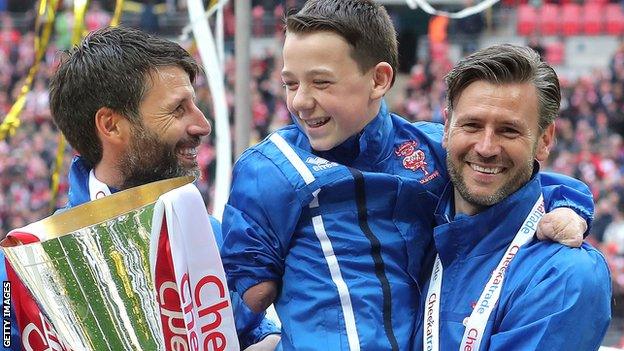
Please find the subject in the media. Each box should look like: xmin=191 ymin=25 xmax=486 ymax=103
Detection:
xmin=305 ymin=117 xmax=330 ymax=127
xmin=471 ymin=164 xmax=502 ymax=174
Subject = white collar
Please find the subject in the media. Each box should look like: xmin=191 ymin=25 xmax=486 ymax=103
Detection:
xmin=88 ymin=169 xmax=112 ymax=200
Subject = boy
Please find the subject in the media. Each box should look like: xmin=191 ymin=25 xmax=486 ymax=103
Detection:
xmin=221 ymin=1 xmax=593 ymax=349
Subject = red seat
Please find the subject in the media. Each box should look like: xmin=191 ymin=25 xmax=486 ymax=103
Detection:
xmin=517 ymin=4 xmax=538 ymax=36
xmin=561 ymin=3 xmax=581 ymax=36
xmin=606 ymin=4 xmax=624 ymax=35
xmin=539 ymin=4 xmax=560 ymax=35
xmin=545 ymin=41 xmax=565 ymax=65
xmin=582 ymin=3 xmax=604 ymax=35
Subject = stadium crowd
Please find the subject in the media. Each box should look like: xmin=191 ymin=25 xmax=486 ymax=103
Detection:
xmin=2 ymin=1 xmax=624 ymax=336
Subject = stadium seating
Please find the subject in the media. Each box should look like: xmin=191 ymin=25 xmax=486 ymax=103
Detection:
xmin=562 ymin=3 xmax=581 ymax=36
xmin=582 ymin=3 xmax=604 ymax=35
xmin=606 ymin=3 xmax=624 ymax=35
xmin=517 ymin=4 xmax=537 ymax=36
xmin=545 ymin=40 xmax=565 ymax=65
xmin=539 ymin=3 xmax=560 ymax=36
xmin=517 ymin=2 xmax=624 ymax=37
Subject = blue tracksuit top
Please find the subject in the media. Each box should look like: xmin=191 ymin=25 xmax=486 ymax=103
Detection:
xmin=414 ymin=174 xmax=611 ymax=350
xmin=221 ymin=100 xmax=596 ymax=351
xmin=0 ymin=156 xmax=279 ymax=350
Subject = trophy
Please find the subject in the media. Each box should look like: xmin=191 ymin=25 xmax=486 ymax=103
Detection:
xmin=2 ymin=177 xmax=239 ymax=351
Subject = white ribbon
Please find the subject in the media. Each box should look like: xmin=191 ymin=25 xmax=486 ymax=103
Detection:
xmin=150 ymin=183 xmax=239 ymax=350
xmin=423 ymin=254 xmax=442 ymax=351
xmin=405 ymin=0 xmax=500 ymax=19
xmin=424 ymin=195 xmax=545 ymax=351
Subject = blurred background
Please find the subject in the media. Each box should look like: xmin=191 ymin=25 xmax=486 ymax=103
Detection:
xmin=0 ymin=0 xmax=623 ymax=347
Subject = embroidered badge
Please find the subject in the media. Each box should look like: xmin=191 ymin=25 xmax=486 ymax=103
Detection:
xmin=306 ymin=156 xmax=339 ymax=172
xmin=395 ymin=140 xmax=440 ymax=184
xmin=395 ymin=141 xmax=429 ymax=175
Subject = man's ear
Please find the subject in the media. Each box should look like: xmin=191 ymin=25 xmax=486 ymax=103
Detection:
xmin=535 ymin=122 xmax=555 ymax=162
xmin=94 ymin=107 xmax=129 ymax=146
xmin=442 ymin=108 xmax=450 ymax=149
xmin=370 ymin=62 xmax=393 ymax=100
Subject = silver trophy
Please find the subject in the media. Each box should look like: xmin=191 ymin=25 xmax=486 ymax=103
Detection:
xmin=2 ymin=176 xmax=194 ymax=350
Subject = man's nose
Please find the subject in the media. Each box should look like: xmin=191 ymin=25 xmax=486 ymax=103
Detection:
xmin=474 ymin=129 xmax=501 ymax=158
xmin=187 ymin=105 xmax=211 ymax=137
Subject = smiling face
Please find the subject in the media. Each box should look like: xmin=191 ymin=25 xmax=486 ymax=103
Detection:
xmin=281 ymin=31 xmax=383 ymax=151
xmin=444 ymin=80 xmax=554 ymax=215
xmin=118 ymin=65 xmax=211 ymax=189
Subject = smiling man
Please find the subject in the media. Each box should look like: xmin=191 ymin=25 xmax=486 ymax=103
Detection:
xmin=415 ymin=44 xmax=611 ymax=350
xmin=51 ymin=37 xmax=208 ymax=192
xmin=0 ymin=26 xmax=280 ymax=351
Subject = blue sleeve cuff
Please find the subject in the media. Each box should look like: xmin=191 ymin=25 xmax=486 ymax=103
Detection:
xmin=231 ymin=291 xmax=280 ymax=348
xmin=539 ymin=171 xmax=595 ymax=237
xmin=239 ymin=317 xmax=280 ymax=348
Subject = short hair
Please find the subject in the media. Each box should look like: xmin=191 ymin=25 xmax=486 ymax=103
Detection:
xmin=285 ymin=0 xmax=398 ymax=85
xmin=49 ymin=26 xmax=201 ymax=167
xmin=445 ymin=44 xmax=560 ymax=131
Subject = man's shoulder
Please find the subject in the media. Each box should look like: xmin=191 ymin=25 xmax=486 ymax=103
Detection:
xmin=526 ymin=240 xmax=606 ymax=268
xmin=514 ymin=240 xmax=610 ymax=288
xmin=492 ymin=242 xmax=610 ymax=351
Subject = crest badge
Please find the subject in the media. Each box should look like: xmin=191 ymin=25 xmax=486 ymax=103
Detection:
xmin=395 ymin=141 xmax=440 ymax=184
xmin=395 ymin=141 xmax=429 ymax=175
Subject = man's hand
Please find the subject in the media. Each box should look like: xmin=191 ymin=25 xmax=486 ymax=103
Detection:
xmin=243 ymin=334 xmax=281 ymax=351
xmin=536 ymin=207 xmax=586 ymax=248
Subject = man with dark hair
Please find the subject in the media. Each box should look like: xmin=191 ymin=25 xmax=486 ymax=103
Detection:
xmin=1 ymin=26 xmax=279 ymax=350
xmin=220 ymin=1 xmax=594 ymax=349
xmin=416 ymin=44 xmax=610 ymax=350
xmin=50 ymin=26 xmax=205 ymax=190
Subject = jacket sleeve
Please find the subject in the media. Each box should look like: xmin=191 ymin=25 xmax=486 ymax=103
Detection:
xmin=538 ymin=171 xmax=595 ymax=234
xmin=221 ymin=149 xmax=301 ymax=296
xmin=209 ymin=215 xmax=280 ymax=348
xmin=488 ymin=245 xmax=611 ymax=350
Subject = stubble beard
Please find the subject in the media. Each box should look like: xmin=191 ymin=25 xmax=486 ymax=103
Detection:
xmin=447 ymin=147 xmax=535 ymax=210
xmin=118 ymin=124 xmax=200 ymax=190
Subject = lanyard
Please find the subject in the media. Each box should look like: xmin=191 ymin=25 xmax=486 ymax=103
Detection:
xmin=424 ymin=196 xmax=545 ymax=351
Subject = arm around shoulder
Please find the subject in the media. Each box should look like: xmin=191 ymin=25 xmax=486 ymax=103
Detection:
xmin=538 ymin=171 xmax=594 ymax=227
xmin=537 ymin=171 xmax=595 ymax=244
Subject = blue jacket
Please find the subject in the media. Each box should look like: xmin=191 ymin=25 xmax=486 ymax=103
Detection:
xmin=414 ymin=174 xmax=611 ymax=350
xmin=221 ymin=101 xmax=596 ymax=350
xmin=1 ymin=156 xmax=279 ymax=350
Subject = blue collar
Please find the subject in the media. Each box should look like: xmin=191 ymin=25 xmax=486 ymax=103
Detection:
xmin=305 ymin=100 xmax=395 ymax=168
xmin=433 ymin=167 xmax=542 ymax=265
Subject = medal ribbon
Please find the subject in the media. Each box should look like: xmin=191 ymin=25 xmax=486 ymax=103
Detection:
xmin=424 ymin=195 xmax=545 ymax=351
